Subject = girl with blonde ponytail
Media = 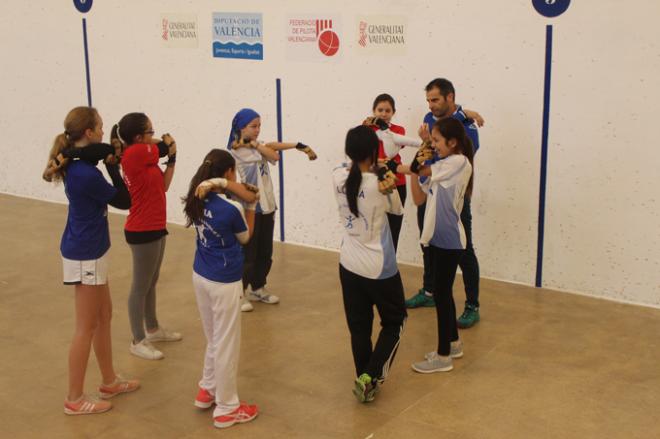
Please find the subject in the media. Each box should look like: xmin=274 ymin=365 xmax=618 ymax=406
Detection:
xmin=45 ymin=106 xmax=138 ymax=416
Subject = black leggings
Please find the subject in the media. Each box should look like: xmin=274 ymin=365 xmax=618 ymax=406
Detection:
xmin=339 ymin=265 xmax=407 ymax=382
xmin=418 ymin=198 xmax=480 ymax=307
xmin=430 ymin=246 xmax=463 ymax=356
xmin=242 ymin=212 xmax=274 ymax=291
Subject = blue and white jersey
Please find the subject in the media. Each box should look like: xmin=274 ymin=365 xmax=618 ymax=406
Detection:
xmin=332 ymin=164 xmax=403 ymax=280
xmin=193 ymin=193 xmax=249 ymax=283
xmin=423 ymin=106 xmax=480 ymax=152
xmin=60 ymin=160 xmax=117 ymax=260
xmin=420 ymin=106 xmax=480 ymax=187
xmin=231 ymin=146 xmax=276 ymax=214
xmin=420 ymin=155 xmax=472 ymax=249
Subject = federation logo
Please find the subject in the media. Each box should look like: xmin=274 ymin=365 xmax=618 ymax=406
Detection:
xmin=316 ymin=20 xmax=339 ymax=56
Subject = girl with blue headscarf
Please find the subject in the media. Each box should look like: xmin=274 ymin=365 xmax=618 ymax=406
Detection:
xmin=227 ymin=108 xmax=317 ymax=312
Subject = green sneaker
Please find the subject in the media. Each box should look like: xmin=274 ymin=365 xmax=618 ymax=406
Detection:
xmin=405 ymin=289 xmax=435 ymax=308
xmin=457 ymin=304 xmax=480 ymax=328
xmin=353 ymin=373 xmax=377 ymax=403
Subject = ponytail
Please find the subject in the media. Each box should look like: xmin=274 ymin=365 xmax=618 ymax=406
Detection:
xmin=182 ymin=150 xmax=236 ymax=227
xmin=345 ymin=162 xmax=363 ymax=217
xmin=343 ymin=125 xmax=379 ymax=217
xmin=42 ymin=132 xmax=72 ymax=182
xmin=43 ymin=106 xmax=100 ymax=183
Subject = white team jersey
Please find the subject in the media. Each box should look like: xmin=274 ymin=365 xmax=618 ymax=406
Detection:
xmin=231 ymin=146 xmax=277 ymax=214
xmin=332 ymin=164 xmax=403 ymax=280
xmin=420 ymin=154 xmax=472 ymax=249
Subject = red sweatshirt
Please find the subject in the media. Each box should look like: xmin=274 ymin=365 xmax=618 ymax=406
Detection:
xmin=121 ymin=143 xmax=166 ymax=232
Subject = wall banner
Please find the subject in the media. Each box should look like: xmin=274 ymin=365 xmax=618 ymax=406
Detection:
xmin=213 ymin=12 xmax=263 ymax=60
xmin=161 ymin=14 xmax=198 ymax=48
xmin=286 ymin=15 xmax=341 ymax=61
xmin=355 ymin=15 xmax=407 ymax=55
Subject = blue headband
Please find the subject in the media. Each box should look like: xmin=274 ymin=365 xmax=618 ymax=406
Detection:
xmin=227 ymin=108 xmax=260 ymax=149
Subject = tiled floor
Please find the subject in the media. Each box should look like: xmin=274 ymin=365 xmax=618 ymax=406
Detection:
xmin=1 ymin=194 xmax=659 ymax=438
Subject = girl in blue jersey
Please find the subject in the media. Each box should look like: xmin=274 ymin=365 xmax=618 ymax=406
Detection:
xmin=332 ymin=125 xmax=407 ymax=403
xmin=396 ymin=117 xmax=474 ymax=373
xmin=227 ymin=108 xmax=317 ymax=311
xmin=43 ymin=107 xmax=139 ymax=415
xmin=183 ymin=149 xmax=260 ymax=429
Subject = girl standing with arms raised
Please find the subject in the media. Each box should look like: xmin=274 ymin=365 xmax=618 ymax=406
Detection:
xmin=333 ymin=125 xmax=407 ymax=403
xmin=183 ymin=149 xmax=259 ymax=429
xmin=44 ymin=107 xmax=139 ymax=415
xmin=227 ymin=108 xmax=316 ymax=311
xmin=114 ymin=113 xmax=182 ymax=360
xmin=397 ymin=117 xmax=474 ymax=373
xmin=364 ymin=94 xmax=421 ymax=251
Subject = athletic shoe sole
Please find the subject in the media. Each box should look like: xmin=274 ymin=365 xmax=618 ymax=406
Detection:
xmin=64 ymin=405 xmax=112 ymax=415
xmin=411 ymin=363 xmax=453 ymax=374
xmin=214 ymin=412 xmax=258 ymax=429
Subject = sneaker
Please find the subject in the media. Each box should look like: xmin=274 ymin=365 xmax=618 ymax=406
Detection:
xmin=213 ymin=402 xmax=259 ymax=429
xmin=241 ymin=296 xmax=254 ymax=312
xmin=247 ymin=287 xmax=280 ymax=304
xmin=353 ymin=373 xmax=378 ymax=403
xmin=412 ymin=352 xmax=453 ymax=373
xmin=457 ymin=303 xmax=480 ymax=328
xmin=194 ymin=387 xmax=215 ymax=409
xmin=64 ymin=394 xmax=112 ymax=415
xmin=405 ymin=289 xmax=435 ymax=308
xmin=129 ymin=339 xmax=164 ymax=360
xmin=425 ymin=340 xmax=463 ymax=361
xmin=145 ymin=327 xmax=183 ymax=342
xmin=99 ymin=375 xmax=140 ymax=399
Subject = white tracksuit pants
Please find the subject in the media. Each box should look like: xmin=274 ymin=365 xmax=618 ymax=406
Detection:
xmin=192 ymin=271 xmax=242 ymax=417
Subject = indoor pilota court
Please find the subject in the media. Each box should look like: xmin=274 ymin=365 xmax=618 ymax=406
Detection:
xmin=2 ymin=193 xmax=659 ymax=439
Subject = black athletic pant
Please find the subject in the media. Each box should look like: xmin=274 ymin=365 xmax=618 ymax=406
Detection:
xmin=386 ymin=184 xmax=407 ymax=252
xmin=242 ymin=212 xmax=274 ymax=291
xmin=339 ymin=264 xmax=407 ymax=382
xmin=459 ymin=198 xmax=480 ymax=307
xmin=430 ymin=246 xmax=463 ymax=356
xmin=417 ymin=198 xmax=480 ymax=307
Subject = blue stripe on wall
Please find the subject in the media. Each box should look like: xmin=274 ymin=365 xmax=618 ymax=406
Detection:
xmin=535 ymin=24 xmax=553 ymax=287
xmin=276 ymin=78 xmax=285 ymax=242
xmin=82 ymin=18 xmax=92 ymax=107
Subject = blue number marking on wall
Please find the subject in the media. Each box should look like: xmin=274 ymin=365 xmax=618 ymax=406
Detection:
xmin=532 ymin=0 xmax=570 ymax=18
xmin=73 ymin=0 xmax=93 ymax=14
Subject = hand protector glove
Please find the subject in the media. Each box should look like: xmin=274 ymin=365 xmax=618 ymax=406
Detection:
xmin=295 ymin=142 xmax=317 ymax=160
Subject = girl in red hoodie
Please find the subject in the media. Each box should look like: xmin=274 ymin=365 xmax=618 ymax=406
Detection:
xmin=113 ymin=112 xmax=182 ymax=360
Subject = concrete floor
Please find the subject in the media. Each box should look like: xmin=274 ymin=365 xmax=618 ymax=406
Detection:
xmin=1 ymin=193 xmax=659 ymax=439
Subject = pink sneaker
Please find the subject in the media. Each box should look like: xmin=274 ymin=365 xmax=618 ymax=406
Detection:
xmin=194 ymin=387 xmax=215 ymax=409
xmin=64 ymin=394 xmax=112 ymax=415
xmin=99 ymin=375 xmax=140 ymax=399
xmin=213 ymin=402 xmax=259 ymax=429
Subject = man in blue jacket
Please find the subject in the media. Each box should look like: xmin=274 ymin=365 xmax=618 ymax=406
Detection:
xmin=405 ymin=78 xmax=482 ymax=329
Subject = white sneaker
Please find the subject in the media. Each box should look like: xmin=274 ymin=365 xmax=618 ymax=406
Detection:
xmin=241 ymin=296 xmax=254 ymax=312
xmin=412 ymin=352 xmax=453 ymax=373
xmin=247 ymin=287 xmax=280 ymax=304
xmin=130 ymin=339 xmax=164 ymax=360
xmin=425 ymin=340 xmax=463 ymax=360
xmin=145 ymin=327 xmax=182 ymax=342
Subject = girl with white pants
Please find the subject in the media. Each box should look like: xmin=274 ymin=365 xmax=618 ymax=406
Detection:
xmin=183 ymin=149 xmax=259 ymax=429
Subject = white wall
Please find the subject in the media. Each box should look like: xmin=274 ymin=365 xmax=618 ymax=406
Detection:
xmin=1 ymin=0 xmax=659 ymax=306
